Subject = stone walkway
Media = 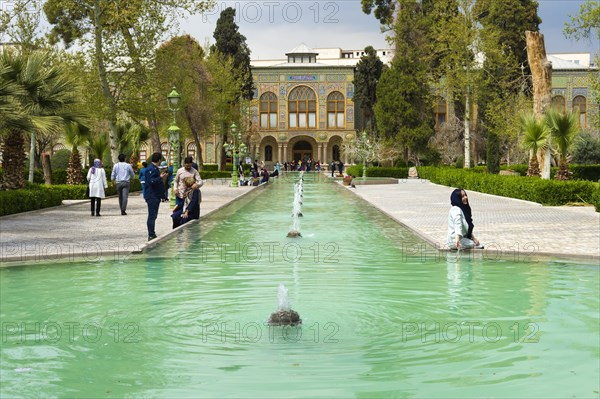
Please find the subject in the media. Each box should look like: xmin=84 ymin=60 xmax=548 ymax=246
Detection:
xmin=1 ymin=177 xmax=598 ymax=265
xmin=344 ymin=179 xmax=600 ymax=263
xmin=0 ymin=184 xmax=256 ymax=264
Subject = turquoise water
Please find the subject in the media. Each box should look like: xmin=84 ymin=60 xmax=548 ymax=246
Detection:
xmin=1 ymin=175 xmax=599 ymax=398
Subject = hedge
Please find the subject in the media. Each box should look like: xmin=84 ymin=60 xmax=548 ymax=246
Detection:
xmin=0 ymin=179 xmax=142 ymax=217
xmin=500 ymin=164 xmax=600 ymax=181
xmin=417 ymin=166 xmax=599 ymax=210
xmin=346 ymin=164 xmax=409 ymax=178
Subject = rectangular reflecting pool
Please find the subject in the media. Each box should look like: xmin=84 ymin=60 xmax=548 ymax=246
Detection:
xmin=1 ymin=174 xmax=599 ymax=398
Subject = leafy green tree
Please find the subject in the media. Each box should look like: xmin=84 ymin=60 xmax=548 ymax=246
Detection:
xmin=63 ymin=122 xmax=90 ymax=184
xmin=204 ymin=52 xmax=244 ymax=170
xmin=545 ymin=110 xmax=579 ymax=180
xmin=0 ymin=50 xmax=87 ymax=189
xmin=44 ymin=0 xmax=214 ymax=161
xmin=353 ymin=46 xmax=386 ymax=132
xmin=374 ymin=0 xmax=434 ymax=163
xmin=155 ymin=35 xmax=211 ymax=167
xmin=520 ymin=113 xmax=549 ymax=177
xmin=360 ymin=0 xmax=397 ymax=27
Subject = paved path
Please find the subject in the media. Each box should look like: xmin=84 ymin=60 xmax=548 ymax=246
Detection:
xmin=0 ymin=184 xmax=256 ymax=264
xmin=344 ymin=179 xmax=600 ymax=263
xmin=1 ymin=178 xmax=599 ymax=265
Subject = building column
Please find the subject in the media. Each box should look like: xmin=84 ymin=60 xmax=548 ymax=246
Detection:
xmin=278 ymin=144 xmax=283 ymax=163
xmin=283 ymin=144 xmax=288 ymax=163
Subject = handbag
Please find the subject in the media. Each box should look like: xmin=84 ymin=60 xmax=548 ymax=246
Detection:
xmin=86 ymin=184 xmax=90 ymax=198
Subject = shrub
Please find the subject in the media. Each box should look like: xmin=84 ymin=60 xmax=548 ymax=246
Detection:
xmin=418 ymin=166 xmax=596 ymax=206
xmin=571 ymin=132 xmax=600 ymax=164
xmin=50 ymin=149 xmax=71 ymax=169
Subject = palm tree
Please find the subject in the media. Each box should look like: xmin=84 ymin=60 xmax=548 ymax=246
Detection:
xmin=520 ymin=113 xmax=549 ymax=177
xmin=124 ymin=122 xmax=150 ymax=173
xmin=545 ymin=109 xmax=579 ymax=180
xmin=0 ymin=50 xmax=87 ymax=189
xmin=63 ymin=122 xmax=90 ymax=184
xmin=88 ymin=131 xmax=110 ymax=163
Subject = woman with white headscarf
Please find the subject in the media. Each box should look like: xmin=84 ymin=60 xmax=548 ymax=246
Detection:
xmin=86 ymin=159 xmax=108 ymax=216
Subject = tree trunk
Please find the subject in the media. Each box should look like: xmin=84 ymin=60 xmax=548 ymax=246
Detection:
xmin=121 ymin=28 xmax=162 ymax=154
xmin=463 ymin=94 xmax=471 ymax=169
xmin=525 ymin=31 xmax=552 ymax=179
xmin=28 ymin=132 xmax=35 ymax=183
xmin=0 ymin=129 xmax=26 ymax=189
xmin=94 ymin=3 xmax=119 ymax=165
xmin=41 ymin=152 xmax=52 ymax=185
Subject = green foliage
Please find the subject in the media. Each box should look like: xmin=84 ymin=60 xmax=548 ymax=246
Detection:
xmin=374 ymin=0 xmax=434 ymax=161
xmin=0 ymin=179 xmax=142 ymax=216
xmin=201 ymin=171 xmax=237 ymax=179
xmin=353 ymin=46 xmax=386 ymax=131
xmin=212 ymin=7 xmax=253 ymax=100
xmin=345 ymin=165 xmax=409 ymax=178
xmin=418 ymin=166 xmax=596 ymax=207
xmin=572 ymin=132 xmax=600 ymax=164
xmin=486 ymin=131 xmax=500 ymax=174
xmin=592 ymin=183 xmax=600 ymax=212
xmin=50 ymin=149 xmax=71 ymax=169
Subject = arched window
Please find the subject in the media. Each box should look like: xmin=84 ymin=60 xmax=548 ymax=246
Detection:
xmin=327 ymin=91 xmax=345 ymax=128
xmin=260 ymin=92 xmax=277 ymax=129
xmin=288 ymin=86 xmax=316 ymax=129
xmin=551 ymin=96 xmax=566 ymax=113
xmin=572 ymin=95 xmax=587 ymax=128
xmin=265 ymin=145 xmax=273 ymax=161
xmin=435 ymin=97 xmax=447 ymax=129
xmin=139 ymin=143 xmax=148 ymax=162
xmin=187 ymin=142 xmax=197 ymax=160
xmin=161 ymin=142 xmax=173 ymax=161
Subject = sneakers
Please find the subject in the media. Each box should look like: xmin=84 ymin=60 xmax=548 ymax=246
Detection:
xmin=474 ymin=243 xmax=485 ymax=249
xmin=121 ymin=211 xmax=127 ymax=215
xmin=148 ymin=234 xmax=157 ymax=241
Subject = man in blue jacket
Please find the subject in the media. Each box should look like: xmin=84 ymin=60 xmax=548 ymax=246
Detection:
xmin=145 ymin=152 xmax=169 ymax=241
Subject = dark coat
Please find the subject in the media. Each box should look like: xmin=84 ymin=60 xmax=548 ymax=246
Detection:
xmin=144 ymin=163 xmax=164 ymax=201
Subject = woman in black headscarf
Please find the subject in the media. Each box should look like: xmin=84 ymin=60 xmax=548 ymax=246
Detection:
xmin=447 ymin=188 xmax=483 ymax=249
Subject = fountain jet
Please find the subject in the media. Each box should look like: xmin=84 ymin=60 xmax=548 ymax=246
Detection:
xmin=268 ymin=284 xmax=301 ymax=326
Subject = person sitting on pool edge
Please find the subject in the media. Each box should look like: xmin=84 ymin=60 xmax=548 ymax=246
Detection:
xmin=447 ymin=188 xmax=484 ymax=250
xmin=171 ymin=176 xmax=200 ymax=229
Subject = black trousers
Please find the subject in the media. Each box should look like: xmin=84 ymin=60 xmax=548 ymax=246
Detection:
xmin=90 ymin=197 xmax=102 ymax=215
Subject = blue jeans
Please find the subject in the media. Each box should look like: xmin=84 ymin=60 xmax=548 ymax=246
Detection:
xmin=146 ymin=198 xmax=161 ymax=237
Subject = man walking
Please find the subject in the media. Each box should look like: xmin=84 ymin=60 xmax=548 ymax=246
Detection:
xmin=174 ymin=156 xmax=203 ymax=209
xmin=111 ymin=153 xmax=135 ymax=215
xmin=145 ymin=152 xmax=168 ymax=241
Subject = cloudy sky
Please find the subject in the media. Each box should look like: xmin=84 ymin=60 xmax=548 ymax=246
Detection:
xmin=180 ymin=0 xmax=599 ymax=60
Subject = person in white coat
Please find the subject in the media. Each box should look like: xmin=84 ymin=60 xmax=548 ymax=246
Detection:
xmin=87 ymin=159 xmax=108 ymax=216
xmin=447 ymin=188 xmax=483 ymax=250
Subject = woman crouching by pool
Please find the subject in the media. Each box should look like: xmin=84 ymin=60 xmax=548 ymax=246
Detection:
xmin=447 ymin=188 xmax=484 ymax=250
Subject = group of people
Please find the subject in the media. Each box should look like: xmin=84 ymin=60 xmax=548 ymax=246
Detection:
xmin=86 ymin=153 xmax=203 ymax=241
xmin=88 ymin=154 xmax=484 ymax=248
xmin=86 ymin=153 xmax=135 ymax=217
xmin=282 ymin=159 xmax=321 ymax=172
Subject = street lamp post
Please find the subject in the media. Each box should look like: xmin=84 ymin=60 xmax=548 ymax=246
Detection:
xmin=224 ymin=123 xmax=246 ymax=187
xmin=167 ymin=86 xmax=181 ymax=208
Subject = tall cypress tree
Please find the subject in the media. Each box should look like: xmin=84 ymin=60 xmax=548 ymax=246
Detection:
xmin=374 ymin=0 xmax=434 ymax=163
xmin=353 ymin=46 xmax=386 ymax=132
xmin=212 ymin=7 xmax=253 ymax=101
